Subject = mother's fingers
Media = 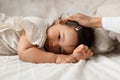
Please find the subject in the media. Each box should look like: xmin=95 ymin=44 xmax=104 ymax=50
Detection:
xmin=61 ymin=18 xmax=69 ymax=22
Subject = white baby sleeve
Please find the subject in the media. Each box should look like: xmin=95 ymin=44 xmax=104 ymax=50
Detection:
xmin=22 ymin=16 xmax=49 ymax=48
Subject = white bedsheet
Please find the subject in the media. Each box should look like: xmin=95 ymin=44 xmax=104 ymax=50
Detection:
xmin=0 ymin=53 xmax=120 ymax=80
xmin=1 ymin=0 xmax=120 ymax=80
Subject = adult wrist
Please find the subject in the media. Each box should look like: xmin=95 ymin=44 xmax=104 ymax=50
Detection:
xmin=90 ymin=17 xmax=102 ymax=28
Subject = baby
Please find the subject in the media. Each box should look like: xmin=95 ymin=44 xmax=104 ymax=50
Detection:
xmin=0 ymin=14 xmax=93 ymax=63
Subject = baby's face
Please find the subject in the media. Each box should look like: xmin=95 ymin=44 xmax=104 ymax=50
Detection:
xmin=44 ymin=23 xmax=78 ymax=55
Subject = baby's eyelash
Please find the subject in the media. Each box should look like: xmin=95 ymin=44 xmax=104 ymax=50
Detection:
xmin=58 ymin=34 xmax=61 ymax=40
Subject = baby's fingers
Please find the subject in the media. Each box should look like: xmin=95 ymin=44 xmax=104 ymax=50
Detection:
xmin=75 ymin=44 xmax=87 ymax=52
xmin=86 ymin=49 xmax=93 ymax=56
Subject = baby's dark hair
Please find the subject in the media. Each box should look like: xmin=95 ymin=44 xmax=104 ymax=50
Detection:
xmin=51 ymin=17 xmax=94 ymax=47
xmin=61 ymin=20 xmax=94 ymax=47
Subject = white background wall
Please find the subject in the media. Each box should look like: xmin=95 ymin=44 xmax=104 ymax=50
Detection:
xmin=0 ymin=0 xmax=120 ymax=18
xmin=0 ymin=0 xmax=105 ymax=16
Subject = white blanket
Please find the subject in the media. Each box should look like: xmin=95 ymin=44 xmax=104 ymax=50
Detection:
xmin=1 ymin=0 xmax=120 ymax=80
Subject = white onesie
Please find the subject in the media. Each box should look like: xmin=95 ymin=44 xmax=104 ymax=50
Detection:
xmin=0 ymin=14 xmax=49 ymax=55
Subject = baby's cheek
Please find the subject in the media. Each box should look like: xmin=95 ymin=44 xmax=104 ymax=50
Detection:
xmin=65 ymin=47 xmax=75 ymax=55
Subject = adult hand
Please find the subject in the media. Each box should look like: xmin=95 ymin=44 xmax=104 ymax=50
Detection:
xmin=62 ymin=13 xmax=102 ymax=28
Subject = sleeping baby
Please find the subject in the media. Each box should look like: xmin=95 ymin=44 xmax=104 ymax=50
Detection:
xmin=0 ymin=13 xmax=94 ymax=63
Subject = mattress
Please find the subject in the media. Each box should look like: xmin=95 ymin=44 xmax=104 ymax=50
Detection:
xmin=1 ymin=0 xmax=120 ymax=80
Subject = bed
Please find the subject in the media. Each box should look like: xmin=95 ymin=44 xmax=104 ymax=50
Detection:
xmin=0 ymin=0 xmax=120 ymax=80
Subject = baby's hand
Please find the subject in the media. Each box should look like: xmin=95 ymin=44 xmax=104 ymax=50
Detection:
xmin=56 ymin=55 xmax=77 ymax=64
xmin=71 ymin=44 xmax=93 ymax=61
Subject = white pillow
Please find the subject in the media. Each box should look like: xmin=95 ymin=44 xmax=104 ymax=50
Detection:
xmin=91 ymin=28 xmax=114 ymax=54
xmin=91 ymin=4 xmax=120 ymax=54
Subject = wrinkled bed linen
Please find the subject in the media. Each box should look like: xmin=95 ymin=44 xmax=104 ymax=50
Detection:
xmin=1 ymin=0 xmax=120 ymax=80
xmin=0 ymin=54 xmax=120 ymax=80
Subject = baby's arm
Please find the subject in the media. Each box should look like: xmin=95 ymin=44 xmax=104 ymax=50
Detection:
xmin=71 ymin=44 xmax=93 ymax=61
xmin=18 ymin=32 xmax=77 ymax=63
